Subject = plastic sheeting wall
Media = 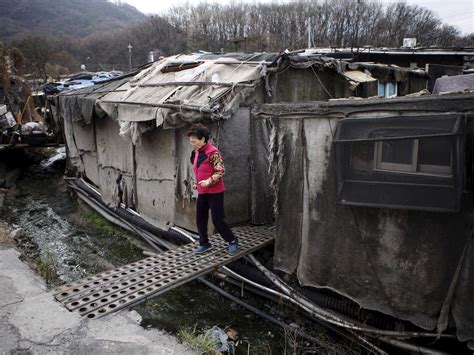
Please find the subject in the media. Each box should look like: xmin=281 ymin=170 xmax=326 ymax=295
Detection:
xmin=250 ymin=118 xmax=274 ymax=225
xmin=250 ymin=98 xmax=474 ymax=343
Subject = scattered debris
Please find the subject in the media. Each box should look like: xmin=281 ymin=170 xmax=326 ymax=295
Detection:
xmin=207 ymin=326 xmax=235 ymax=352
xmin=224 ymin=325 xmax=239 ymax=341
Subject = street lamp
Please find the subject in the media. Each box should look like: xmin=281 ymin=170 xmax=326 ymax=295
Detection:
xmin=127 ymin=44 xmax=133 ymax=71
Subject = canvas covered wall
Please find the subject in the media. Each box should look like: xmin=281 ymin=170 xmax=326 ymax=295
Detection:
xmin=61 ymin=110 xmax=251 ymax=232
xmin=72 ymin=120 xmax=99 ymax=186
xmin=174 ymin=126 xmax=198 ymax=231
xmin=216 ymin=107 xmax=251 ymax=225
xmin=55 ymin=95 xmax=100 ymax=187
xmin=95 ymin=117 xmax=135 ymax=209
xmin=134 ymin=127 xmax=177 ymax=230
xmin=251 ymin=94 xmax=474 ymax=343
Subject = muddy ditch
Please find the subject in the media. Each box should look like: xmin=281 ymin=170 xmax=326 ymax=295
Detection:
xmin=0 ymin=148 xmax=353 ymax=354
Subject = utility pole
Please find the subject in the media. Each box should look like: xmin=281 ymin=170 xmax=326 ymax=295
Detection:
xmin=307 ymin=17 xmax=312 ymax=49
xmin=127 ymin=44 xmax=133 ymax=71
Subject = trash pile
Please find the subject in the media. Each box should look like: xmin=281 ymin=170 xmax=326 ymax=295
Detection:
xmin=207 ymin=325 xmax=239 ymax=353
xmin=0 ymin=104 xmax=49 ymax=147
xmin=0 ymin=104 xmax=18 ymax=145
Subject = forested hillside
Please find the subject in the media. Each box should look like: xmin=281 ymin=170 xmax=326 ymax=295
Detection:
xmin=0 ymin=0 xmax=472 ymax=80
xmin=0 ymin=0 xmax=145 ymax=41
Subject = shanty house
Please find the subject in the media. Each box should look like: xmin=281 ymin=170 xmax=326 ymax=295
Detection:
xmin=47 ymin=52 xmax=474 ymax=346
xmin=50 ymin=53 xmax=427 ymax=232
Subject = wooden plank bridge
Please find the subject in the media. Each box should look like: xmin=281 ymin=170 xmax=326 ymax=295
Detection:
xmin=54 ymin=225 xmax=274 ymax=319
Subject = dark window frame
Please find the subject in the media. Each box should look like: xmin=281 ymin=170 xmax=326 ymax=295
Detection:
xmin=335 ymin=113 xmax=465 ymax=213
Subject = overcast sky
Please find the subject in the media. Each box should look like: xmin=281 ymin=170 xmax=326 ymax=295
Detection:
xmin=122 ymin=0 xmax=473 ymax=34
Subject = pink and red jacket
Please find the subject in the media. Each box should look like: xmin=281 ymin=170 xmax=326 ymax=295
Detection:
xmin=192 ymin=142 xmax=225 ymax=195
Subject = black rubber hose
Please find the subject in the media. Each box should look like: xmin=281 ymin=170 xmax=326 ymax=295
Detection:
xmin=215 ymin=274 xmax=386 ymax=354
xmin=72 ymin=178 xmax=405 ymax=333
xmin=226 ymin=259 xmax=274 ymax=287
xmin=73 ymin=188 xmax=163 ymax=252
xmin=298 ymin=287 xmax=405 ymax=331
xmin=72 ymin=179 xmax=190 ymax=245
xmin=227 ymin=256 xmax=405 ymax=331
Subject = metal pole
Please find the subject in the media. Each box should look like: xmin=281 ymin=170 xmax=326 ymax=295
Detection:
xmin=127 ymin=43 xmax=133 ymax=71
xmin=307 ymin=17 xmax=311 ymax=48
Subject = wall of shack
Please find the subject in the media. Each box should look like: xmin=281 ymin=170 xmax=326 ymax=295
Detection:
xmin=250 ymin=94 xmax=474 ymax=342
xmin=58 ymin=65 xmax=362 ymax=234
xmin=61 ymin=109 xmax=252 ymax=232
xmin=268 ymin=68 xmax=362 ymax=102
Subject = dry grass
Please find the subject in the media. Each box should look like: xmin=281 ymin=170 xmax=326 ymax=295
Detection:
xmin=177 ymin=325 xmax=219 ymax=354
xmin=0 ymin=221 xmax=13 ymax=247
xmin=35 ymin=252 xmax=64 ymax=286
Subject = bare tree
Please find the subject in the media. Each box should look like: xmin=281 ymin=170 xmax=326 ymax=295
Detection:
xmin=7 ymin=0 xmax=472 ymax=79
xmin=16 ymin=36 xmax=52 ymax=80
xmin=162 ymin=0 xmax=471 ymax=52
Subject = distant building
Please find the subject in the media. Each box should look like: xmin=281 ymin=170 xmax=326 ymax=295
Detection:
xmin=304 ymin=46 xmax=474 ymax=91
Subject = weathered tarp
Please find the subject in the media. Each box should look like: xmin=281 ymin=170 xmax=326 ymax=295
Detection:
xmin=96 ymin=55 xmax=266 ymax=129
xmin=53 ymin=52 xmax=426 ymax=136
xmin=58 ymin=77 xmax=131 ymax=124
xmin=251 ymin=93 xmax=474 ymax=344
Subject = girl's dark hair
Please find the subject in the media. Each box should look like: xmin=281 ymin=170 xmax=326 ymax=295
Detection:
xmin=186 ymin=123 xmax=210 ymax=142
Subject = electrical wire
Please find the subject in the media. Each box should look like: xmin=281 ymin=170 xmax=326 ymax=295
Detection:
xmin=310 ymin=66 xmax=335 ymax=99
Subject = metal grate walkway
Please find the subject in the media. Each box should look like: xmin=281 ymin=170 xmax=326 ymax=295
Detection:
xmin=54 ymin=225 xmax=274 ymax=319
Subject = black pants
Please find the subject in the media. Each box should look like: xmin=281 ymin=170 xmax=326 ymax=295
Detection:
xmin=196 ymin=192 xmax=235 ymax=245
